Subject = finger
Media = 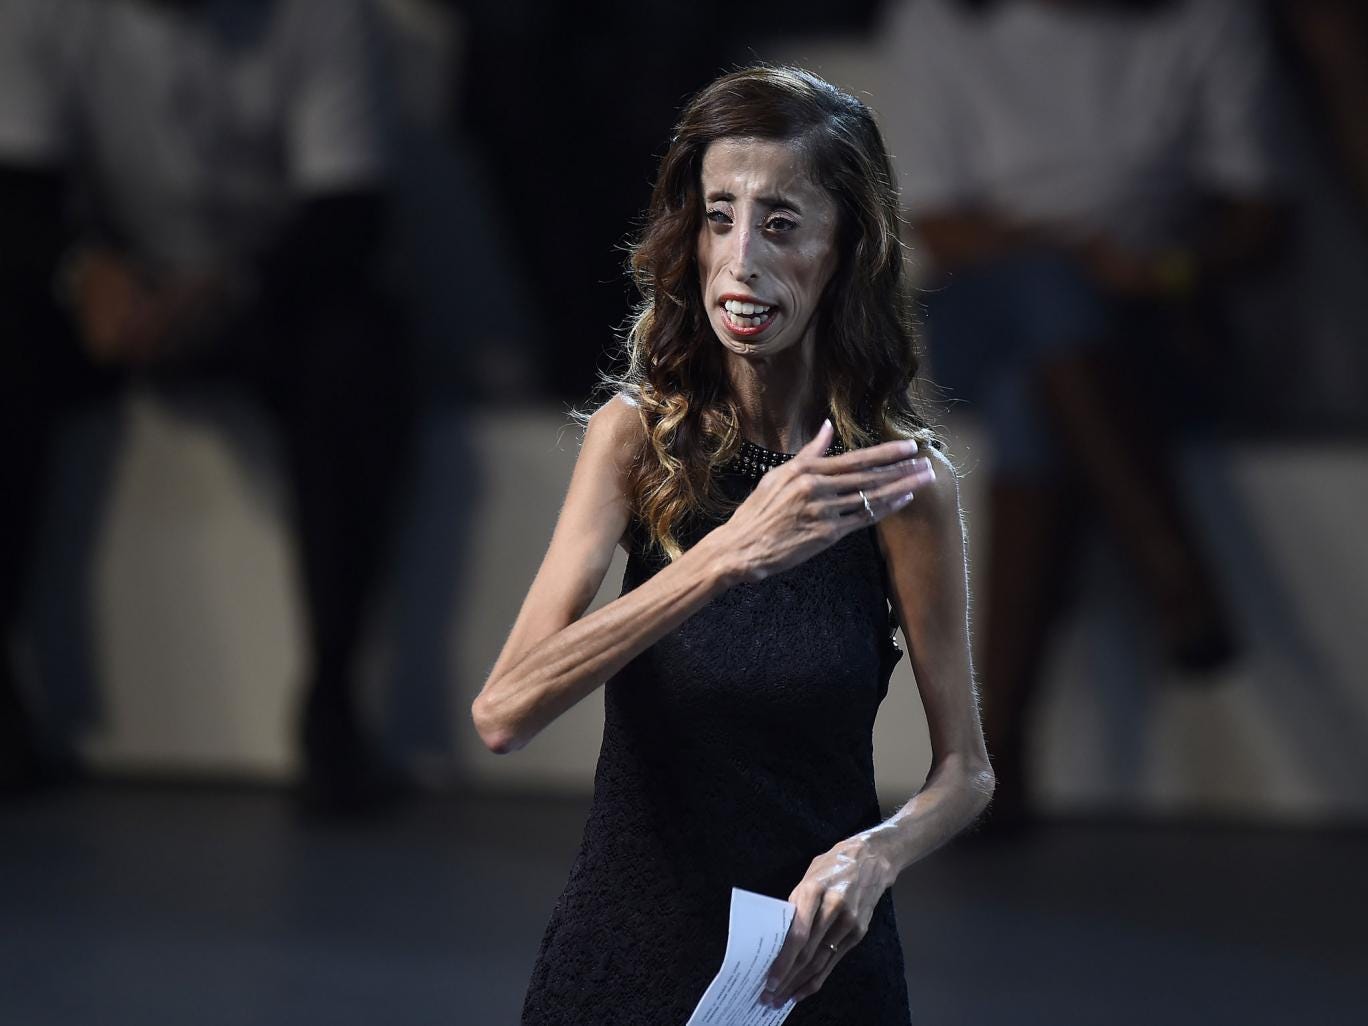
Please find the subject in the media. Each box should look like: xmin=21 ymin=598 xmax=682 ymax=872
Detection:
xmin=797 ymin=417 xmax=834 ymax=458
xmin=785 ymin=940 xmax=849 ymax=1005
xmin=768 ymin=890 xmax=845 ymax=1003
xmin=815 ymin=455 xmax=934 ymax=498
xmin=763 ymin=886 xmax=821 ymax=1002
xmin=790 ymin=946 xmax=846 ymax=1004
xmin=819 ymin=460 xmax=936 ymax=522
xmin=788 ymin=889 xmax=845 ymax=991
xmin=817 ymin=435 xmax=921 ymax=473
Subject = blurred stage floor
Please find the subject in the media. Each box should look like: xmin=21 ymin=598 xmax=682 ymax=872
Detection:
xmin=1 ymin=784 xmax=1363 ymax=1025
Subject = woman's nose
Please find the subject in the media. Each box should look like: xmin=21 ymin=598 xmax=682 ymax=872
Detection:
xmin=730 ymin=225 xmax=759 ymax=281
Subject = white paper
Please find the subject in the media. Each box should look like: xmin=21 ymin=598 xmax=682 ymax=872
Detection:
xmin=685 ymin=887 xmax=798 ymax=1026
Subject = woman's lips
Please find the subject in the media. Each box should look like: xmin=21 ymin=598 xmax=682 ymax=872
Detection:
xmin=720 ymin=305 xmax=777 ymax=337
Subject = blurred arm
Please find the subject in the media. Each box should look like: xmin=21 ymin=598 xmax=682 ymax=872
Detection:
xmin=910 ymin=208 xmax=1048 ymax=275
xmin=1181 ymin=0 xmax=1289 ymax=282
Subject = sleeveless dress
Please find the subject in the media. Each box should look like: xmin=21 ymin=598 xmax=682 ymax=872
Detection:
xmin=521 ymin=439 xmax=913 ymax=1025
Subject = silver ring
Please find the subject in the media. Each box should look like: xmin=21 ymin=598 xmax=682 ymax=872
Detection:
xmin=858 ymin=489 xmax=875 ymax=521
xmin=826 ymin=941 xmax=839 ymax=954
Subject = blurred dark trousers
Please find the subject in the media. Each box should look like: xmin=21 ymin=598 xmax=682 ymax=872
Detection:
xmin=0 ymin=284 xmax=412 ymax=760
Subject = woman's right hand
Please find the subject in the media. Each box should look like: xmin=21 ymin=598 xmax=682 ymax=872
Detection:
xmin=711 ymin=419 xmax=936 ymax=584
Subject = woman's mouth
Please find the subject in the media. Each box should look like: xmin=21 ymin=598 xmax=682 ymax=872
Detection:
xmin=721 ymin=298 xmax=777 ymax=336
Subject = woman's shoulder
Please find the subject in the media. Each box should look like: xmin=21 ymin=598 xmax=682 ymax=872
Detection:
xmin=582 ymin=391 xmax=648 ymax=481
xmin=873 ymin=439 xmax=961 ymax=554
xmin=588 ymin=390 xmax=649 ymax=445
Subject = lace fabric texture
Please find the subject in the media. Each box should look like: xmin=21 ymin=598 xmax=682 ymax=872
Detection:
xmin=521 ymin=460 xmax=911 ymax=1025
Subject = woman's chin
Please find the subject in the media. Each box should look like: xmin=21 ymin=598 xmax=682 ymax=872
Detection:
xmin=719 ymin=333 xmax=776 ymax=357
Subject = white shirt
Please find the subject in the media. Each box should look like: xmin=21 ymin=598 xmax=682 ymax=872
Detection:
xmin=0 ymin=0 xmax=388 ymax=271
xmin=879 ymin=0 xmax=1282 ymax=250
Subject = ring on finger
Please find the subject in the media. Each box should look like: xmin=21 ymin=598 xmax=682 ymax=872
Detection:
xmin=857 ymin=489 xmax=875 ymax=521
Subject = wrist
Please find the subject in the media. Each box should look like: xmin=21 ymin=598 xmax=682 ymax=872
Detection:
xmin=692 ymin=526 xmax=749 ymax=590
xmin=851 ymin=831 xmax=901 ymax=891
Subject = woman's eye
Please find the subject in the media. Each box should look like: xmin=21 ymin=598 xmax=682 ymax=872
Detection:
xmin=706 ymin=209 xmax=731 ymax=225
xmin=766 ymin=216 xmax=798 ymax=232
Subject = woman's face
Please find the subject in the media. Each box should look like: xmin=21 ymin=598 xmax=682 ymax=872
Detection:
xmin=695 ymin=136 xmax=840 ymax=362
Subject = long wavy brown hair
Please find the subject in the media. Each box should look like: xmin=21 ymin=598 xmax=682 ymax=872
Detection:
xmin=574 ymin=64 xmax=943 ymax=562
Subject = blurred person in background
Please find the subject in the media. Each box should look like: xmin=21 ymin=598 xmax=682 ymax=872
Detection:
xmin=881 ymin=0 xmax=1286 ymax=829
xmin=0 ymin=0 xmax=411 ymax=814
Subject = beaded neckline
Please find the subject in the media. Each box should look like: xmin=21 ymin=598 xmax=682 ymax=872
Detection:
xmin=723 ymin=434 xmax=849 ymax=481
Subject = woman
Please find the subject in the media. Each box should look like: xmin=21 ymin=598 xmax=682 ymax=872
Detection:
xmin=472 ymin=66 xmax=995 ymax=1024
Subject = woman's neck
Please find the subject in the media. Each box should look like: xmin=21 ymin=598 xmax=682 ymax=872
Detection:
xmin=724 ymin=337 xmax=824 ymax=454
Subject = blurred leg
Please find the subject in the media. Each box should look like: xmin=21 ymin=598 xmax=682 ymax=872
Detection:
xmin=0 ymin=365 xmax=47 ymax=791
xmin=253 ymin=291 xmax=414 ymax=812
xmin=973 ymin=359 xmax=1085 ymax=828
xmin=0 ymin=293 xmax=115 ymax=792
xmin=0 ymin=337 xmax=46 ymax=787
xmin=1035 ymin=346 xmax=1237 ymax=672
xmin=977 ymin=475 xmax=1079 ymax=827
xmin=999 ymin=253 xmax=1237 ymax=673
xmin=925 ymin=254 xmax=1084 ymax=828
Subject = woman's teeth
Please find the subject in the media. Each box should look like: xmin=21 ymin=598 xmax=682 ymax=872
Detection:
xmin=723 ymin=299 xmax=774 ymax=328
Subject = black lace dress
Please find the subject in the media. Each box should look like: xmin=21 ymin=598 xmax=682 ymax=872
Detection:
xmin=521 ymin=437 xmax=913 ymax=1025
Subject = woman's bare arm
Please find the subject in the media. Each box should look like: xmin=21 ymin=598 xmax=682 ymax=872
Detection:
xmin=862 ymin=448 xmax=996 ymax=875
xmin=473 ymin=411 xmax=936 ymax=755
xmin=470 ymin=394 xmax=741 ymax=754
xmin=734 ymin=447 xmax=992 ymax=1009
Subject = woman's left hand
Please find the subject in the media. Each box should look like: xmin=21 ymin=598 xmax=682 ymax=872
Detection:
xmin=761 ymin=834 xmax=895 ymax=1008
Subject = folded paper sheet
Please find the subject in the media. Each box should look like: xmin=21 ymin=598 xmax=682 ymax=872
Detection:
xmin=685 ymin=888 xmax=798 ymax=1026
